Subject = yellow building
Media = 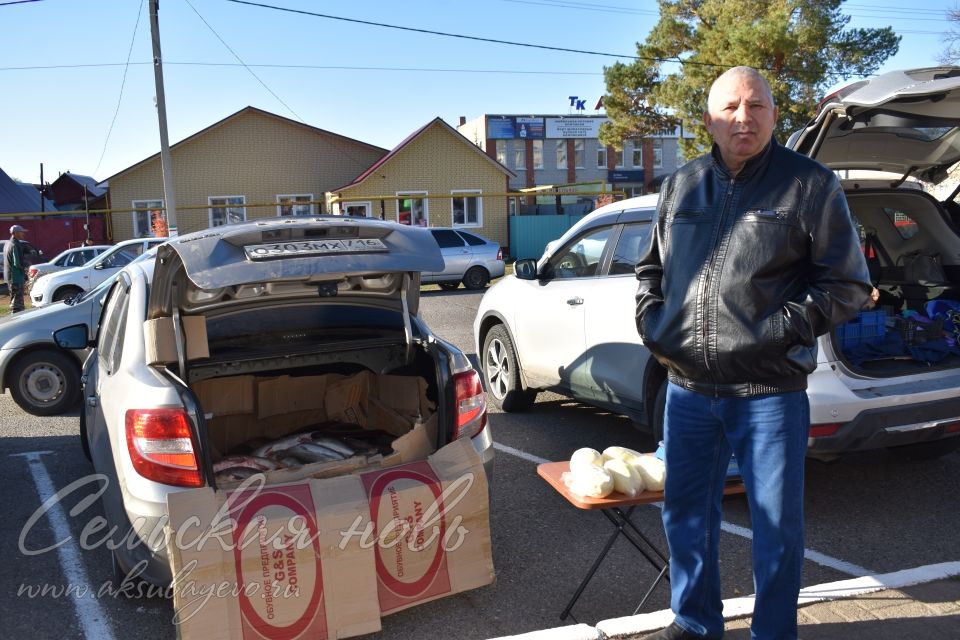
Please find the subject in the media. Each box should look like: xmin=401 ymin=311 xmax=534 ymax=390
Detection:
xmin=103 ymin=106 xmax=387 ymax=239
xmin=328 ymin=117 xmax=514 ymax=250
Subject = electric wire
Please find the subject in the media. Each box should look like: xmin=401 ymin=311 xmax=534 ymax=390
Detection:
xmin=94 ymin=0 xmax=144 ymax=177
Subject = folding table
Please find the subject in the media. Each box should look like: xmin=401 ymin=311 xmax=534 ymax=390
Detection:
xmin=537 ymin=460 xmax=746 ymax=622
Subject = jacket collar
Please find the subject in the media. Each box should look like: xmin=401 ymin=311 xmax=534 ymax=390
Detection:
xmin=710 ymin=138 xmax=777 ymax=181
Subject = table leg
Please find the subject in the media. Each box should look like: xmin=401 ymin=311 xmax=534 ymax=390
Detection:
xmin=559 ymin=519 xmax=624 ymax=621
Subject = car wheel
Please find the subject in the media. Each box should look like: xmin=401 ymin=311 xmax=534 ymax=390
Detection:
xmin=482 ymin=325 xmax=536 ymax=411
xmin=53 ymin=286 xmax=83 ymax=302
xmin=9 ymin=350 xmax=81 ymax=416
xmin=438 ymin=282 xmax=460 ymax=291
xmin=462 ymin=267 xmax=490 ymax=290
xmin=888 ymin=437 xmax=960 ymax=461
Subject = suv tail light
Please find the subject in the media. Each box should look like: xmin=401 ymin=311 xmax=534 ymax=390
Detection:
xmin=125 ymin=408 xmax=203 ymax=487
xmin=496 ymin=247 xmax=503 ymax=261
xmin=452 ymin=370 xmax=487 ymax=440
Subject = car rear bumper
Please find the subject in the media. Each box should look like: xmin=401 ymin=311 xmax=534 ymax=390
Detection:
xmin=806 ymin=395 xmax=960 ymax=459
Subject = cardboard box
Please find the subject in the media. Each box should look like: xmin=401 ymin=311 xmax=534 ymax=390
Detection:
xmin=145 ymin=315 xmax=209 ymax=365
xmin=193 ymin=376 xmax=254 ymax=417
xmin=258 ymin=375 xmax=330 ymax=419
xmin=166 ymin=438 xmax=494 ymax=639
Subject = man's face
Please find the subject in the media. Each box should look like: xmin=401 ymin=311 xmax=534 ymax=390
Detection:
xmin=12 ymin=230 xmax=26 ymax=241
xmin=703 ymin=73 xmax=778 ymax=171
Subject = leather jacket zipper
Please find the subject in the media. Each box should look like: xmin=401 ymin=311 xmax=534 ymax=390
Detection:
xmin=701 ymin=176 xmax=737 ymax=381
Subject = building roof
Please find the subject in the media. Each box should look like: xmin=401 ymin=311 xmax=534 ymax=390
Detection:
xmin=0 ymin=166 xmax=56 ymax=213
xmin=100 ymin=106 xmax=389 ymax=185
xmin=334 ymin=117 xmax=514 ymax=192
xmin=56 ymin=172 xmax=106 ymax=198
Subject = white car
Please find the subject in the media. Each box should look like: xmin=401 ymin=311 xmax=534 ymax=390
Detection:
xmin=27 ymin=244 xmax=111 ymax=285
xmin=30 ymin=237 xmax=163 ymax=306
xmin=64 ymin=216 xmax=493 ymax=585
xmin=475 ymin=67 xmax=960 ymax=461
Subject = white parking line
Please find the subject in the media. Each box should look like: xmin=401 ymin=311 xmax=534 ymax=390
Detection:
xmin=494 ymin=441 xmax=874 ymax=576
xmin=11 ymin=451 xmax=115 ymax=640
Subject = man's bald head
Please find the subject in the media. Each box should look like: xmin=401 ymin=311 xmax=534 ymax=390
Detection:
xmin=707 ymin=66 xmax=775 ymax=112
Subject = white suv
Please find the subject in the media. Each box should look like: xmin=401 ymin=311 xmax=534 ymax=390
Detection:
xmin=475 ymin=67 xmax=960 ymax=461
xmin=30 ymin=237 xmax=163 ymax=306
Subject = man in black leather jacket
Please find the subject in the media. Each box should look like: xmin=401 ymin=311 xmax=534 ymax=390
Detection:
xmin=636 ymin=67 xmax=872 ymax=640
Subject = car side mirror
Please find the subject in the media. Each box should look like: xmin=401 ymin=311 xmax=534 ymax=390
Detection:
xmin=54 ymin=324 xmax=90 ymax=349
xmin=514 ymin=258 xmax=538 ymax=280
xmin=93 ymin=261 xmax=105 ymax=270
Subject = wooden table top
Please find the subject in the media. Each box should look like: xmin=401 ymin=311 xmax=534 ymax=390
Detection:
xmin=537 ymin=459 xmax=746 ymax=511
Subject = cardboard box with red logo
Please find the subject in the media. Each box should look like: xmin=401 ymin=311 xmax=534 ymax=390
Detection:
xmin=165 ymin=371 xmax=494 ymax=640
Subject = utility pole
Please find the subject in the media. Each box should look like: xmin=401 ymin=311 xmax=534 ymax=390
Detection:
xmin=149 ymin=0 xmax=179 ymax=237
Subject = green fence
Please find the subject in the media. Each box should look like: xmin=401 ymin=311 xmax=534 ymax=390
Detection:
xmin=509 ymin=213 xmax=588 ymax=261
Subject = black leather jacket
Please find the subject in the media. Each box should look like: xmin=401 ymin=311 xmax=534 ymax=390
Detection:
xmin=635 ymin=140 xmax=872 ymax=396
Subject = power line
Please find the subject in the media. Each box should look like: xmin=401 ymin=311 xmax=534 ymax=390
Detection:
xmin=0 ymin=0 xmax=45 ymax=6
xmin=94 ymin=0 xmax=145 ymax=177
xmin=183 ymin=0 xmax=303 ymax=122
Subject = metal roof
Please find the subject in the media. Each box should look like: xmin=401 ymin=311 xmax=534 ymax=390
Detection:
xmin=0 ymin=166 xmax=54 ymax=213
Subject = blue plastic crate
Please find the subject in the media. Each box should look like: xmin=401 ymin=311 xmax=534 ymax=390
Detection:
xmin=836 ymin=310 xmax=887 ymax=349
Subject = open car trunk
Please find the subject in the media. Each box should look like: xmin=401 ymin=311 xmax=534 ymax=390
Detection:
xmin=833 ymin=188 xmax=960 ymax=375
xmin=164 ymin=301 xmax=451 ymax=489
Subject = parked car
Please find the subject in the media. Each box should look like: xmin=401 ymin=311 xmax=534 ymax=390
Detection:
xmin=421 ymin=227 xmax=505 ymax=290
xmin=475 ymin=66 xmax=960 ymax=461
xmin=0 ymin=249 xmax=158 ymax=415
xmin=63 ymin=216 xmax=493 ymax=585
xmin=27 ymin=244 xmax=111 ymax=286
xmin=30 ymin=237 xmax=163 ymax=306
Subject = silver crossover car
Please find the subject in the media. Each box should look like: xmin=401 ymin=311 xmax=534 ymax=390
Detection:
xmin=67 ymin=216 xmax=493 ymax=585
xmin=475 ymin=67 xmax=960 ymax=461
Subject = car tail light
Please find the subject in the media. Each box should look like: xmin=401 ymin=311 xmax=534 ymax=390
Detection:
xmin=125 ymin=408 xmax=203 ymax=487
xmin=496 ymin=247 xmax=503 ymax=261
xmin=946 ymin=421 xmax=960 ymax=434
xmin=28 ymin=267 xmax=38 ymax=279
xmin=809 ymin=423 xmax=842 ymax=438
xmin=452 ymin=370 xmax=487 ymax=440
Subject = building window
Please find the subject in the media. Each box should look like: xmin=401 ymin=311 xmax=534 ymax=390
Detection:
xmin=451 ymin=190 xmax=482 ymax=227
xmin=632 ymin=141 xmax=643 ymax=168
xmin=496 ymin=140 xmax=507 ymax=165
xmin=533 ymin=140 xmax=544 ymax=169
xmin=574 ymin=139 xmax=585 ymax=168
xmin=132 ymin=199 xmax=163 ymax=238
xmin=276 ymin=194 xmax=314 ymax=216
xmin=209 ymin=196 xmax=246 ymax=227
xmin=652 ymin=139 xmax=663 ymax=168
xmin=397 ymin=191 xmax=428 ymax=226
xmin=597 ymin=146 xmax=607 ymax=168
xmin=556 ymin=140 xmax=567 ymax=169
xmin=342 ymin=201 xmax=372 ymax=217
xmin=614 ymin=146 xmax=624 ymax=168
xmin=514 ymin=142 xmax=526 ymax=170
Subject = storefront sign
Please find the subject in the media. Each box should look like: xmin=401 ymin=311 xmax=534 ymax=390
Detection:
xmin=546 ymin=117 xmax=608 ymax=139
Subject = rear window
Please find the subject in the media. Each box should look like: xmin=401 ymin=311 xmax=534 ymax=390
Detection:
xmin=456 ymin=231 xmax=487 ymax=247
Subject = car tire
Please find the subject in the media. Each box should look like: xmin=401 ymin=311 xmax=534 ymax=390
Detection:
xmin=52 ymin=286 xmax=83 ymax=302
xmin=888 ymin=437 xmax=960 ymax=461
xmin=462 ymin=267 xmax=490 ymax=290
xmin=438 ymin=282 xmax=460 ymax=291
xmin=9 ymin=350 xmax=81 ymax=416
xmin=482 ymin=325 xmax=536 ymax=412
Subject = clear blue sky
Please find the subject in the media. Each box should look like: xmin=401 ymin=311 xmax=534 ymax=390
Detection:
xmin=0 ymin=0 xmax=953 ymax=185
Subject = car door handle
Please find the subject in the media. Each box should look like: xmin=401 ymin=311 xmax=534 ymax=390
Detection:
xmin=567 ymin=297 xmax=584 ymax=306
xmin=87 ymin=395 xmax=98 ymax=408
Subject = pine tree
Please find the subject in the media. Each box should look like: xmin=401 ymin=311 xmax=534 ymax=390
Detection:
xmin=600 ymin=0 xmax=899 ymax=158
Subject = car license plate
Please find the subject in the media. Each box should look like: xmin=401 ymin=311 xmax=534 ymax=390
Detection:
xmin=244 ymin=238 xmax=388 ymax=259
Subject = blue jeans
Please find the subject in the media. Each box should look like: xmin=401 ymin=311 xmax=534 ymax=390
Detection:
xmin=662 ymin=382 xmax=809 ymax=640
